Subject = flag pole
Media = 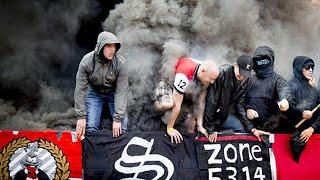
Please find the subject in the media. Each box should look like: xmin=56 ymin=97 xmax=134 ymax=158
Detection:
xmin=295 ymin=104 xmax=320 ymax=128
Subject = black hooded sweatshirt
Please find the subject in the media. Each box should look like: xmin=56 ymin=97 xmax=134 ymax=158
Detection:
xmin=287 ymin=56 xmax=320 ymax=132
xmin=243 ymin=46 xmax=290 ymax=131
xmin=203 ymin=64 xmax=250 ymax=133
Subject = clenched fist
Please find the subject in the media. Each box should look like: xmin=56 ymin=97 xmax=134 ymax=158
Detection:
xmin=247 ymin=109 xmax=259 ymax=120
xmin=278 ymin=99 xmax=289 ymax=111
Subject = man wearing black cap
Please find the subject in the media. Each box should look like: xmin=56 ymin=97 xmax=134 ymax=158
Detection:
xmin=199 ymin=55 xmax=253 ymax=142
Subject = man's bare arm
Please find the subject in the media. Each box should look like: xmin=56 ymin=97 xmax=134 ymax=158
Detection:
xmin=196 ymin=88 xmax=208 ymax=137
xmin=196 ymin=88 xmax=207 ymax=125
xmin=167 ymin=90 xmax=184 ymax=143
xmin=167 ymin=90 xmax=183 ymax=128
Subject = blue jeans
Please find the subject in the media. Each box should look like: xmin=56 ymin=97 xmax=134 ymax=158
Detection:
xmin=221 ymin=114 xmax=245 ymax=132
xmin=85 ymin=87 xmax=128 ymax=133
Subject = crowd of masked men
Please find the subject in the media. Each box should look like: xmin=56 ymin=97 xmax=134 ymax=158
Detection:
xmin=74 ymin=32 xmax=320 ymax=148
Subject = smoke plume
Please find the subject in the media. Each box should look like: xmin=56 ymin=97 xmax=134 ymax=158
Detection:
xmin=0 ymin=0 xmax=99 ymax=130
xmin=104 ymin=0 xmax=320 ymax=131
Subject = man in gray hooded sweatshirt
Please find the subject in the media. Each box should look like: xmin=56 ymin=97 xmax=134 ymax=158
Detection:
xmin=74 ymin=31 xmax=128 ymax=138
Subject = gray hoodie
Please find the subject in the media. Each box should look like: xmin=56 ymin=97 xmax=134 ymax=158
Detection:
xmin=74 ymin=31 xmax=128 ymax=122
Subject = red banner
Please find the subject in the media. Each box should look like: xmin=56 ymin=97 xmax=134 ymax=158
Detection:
xmin=273 ymin=134 xmax=320 ymax=180
xmin=1 ymin=131 xmax=320 ymax=180
xmin=0 ymin=130 xmax=82 ymax=179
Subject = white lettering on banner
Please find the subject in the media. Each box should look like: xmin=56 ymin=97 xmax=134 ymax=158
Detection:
xmin=252 ymin=145 xmax=262 ymax=161
xmin=254 ymin=167 xmax=266 ymax=180
xmin=204 ymin=144 xmax=222 ymax=164
xmin=224 ymin=144 xmax=237 ymax=163
xmin=239 ymin=143 xmax=253 ymax=161
xmin=205 ymin=143 xmax=266 ymax=180
xmin=114 ymin=137 xmax=174 ymax=180
xmin=208 ymin=168 xmax=222 ymax=180
xmin=242 ymin=166 xmax=250 ymax=180
xmin=226 ymin=167 xmax=237 ymax=180
xmin=205 ymin=143 xmax=263 ymax=163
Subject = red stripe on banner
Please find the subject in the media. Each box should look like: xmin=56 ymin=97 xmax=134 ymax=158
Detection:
xmin=273 ymin=134 xmax=320 ymax=180
xmin=0 ymin=130 xmax=82 ymax=179
xmin=196 ymin=134 xmax=259 ymax=142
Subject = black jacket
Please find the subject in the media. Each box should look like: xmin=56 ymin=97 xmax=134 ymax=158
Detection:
xmin=244 ymin=46 xmax=291 ymax=131
xmin=203 ymin=64 xmax=250 ymax=133
xmin=287 ymin=56 xmax=320 ymax=132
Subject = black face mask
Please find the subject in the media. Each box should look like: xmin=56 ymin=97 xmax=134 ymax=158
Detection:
xmin=253 ymin=58 xmax=273 ymax=79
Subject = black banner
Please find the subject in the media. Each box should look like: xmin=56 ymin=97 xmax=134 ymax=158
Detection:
xmin=195 ymin=135 xmax=272 ymax=180
xmin=83 ymin=132 xmax=199 ymax=180
xmin=82 ymin=132 xmax=272 ymax=180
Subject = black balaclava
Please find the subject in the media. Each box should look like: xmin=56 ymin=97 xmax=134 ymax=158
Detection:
xmin=252 ymin=46 xmax=275 ymax=79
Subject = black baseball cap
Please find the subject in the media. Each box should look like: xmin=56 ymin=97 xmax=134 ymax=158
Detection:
xmin=236 ymin=55 xmax=253 ymax=78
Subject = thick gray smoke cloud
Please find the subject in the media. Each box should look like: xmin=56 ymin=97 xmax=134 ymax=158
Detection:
xmin=104 ymin=0 xmax=320 ymax=131
xmin=0 ymin=0 xmax=96 ymax=130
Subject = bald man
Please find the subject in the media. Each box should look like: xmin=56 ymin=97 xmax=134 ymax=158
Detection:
xmin=162 ymin=57 xmax=219 ymax=144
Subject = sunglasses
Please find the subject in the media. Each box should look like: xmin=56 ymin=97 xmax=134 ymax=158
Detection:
xmin=303 ymin=64 xmax=314 ymax=70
